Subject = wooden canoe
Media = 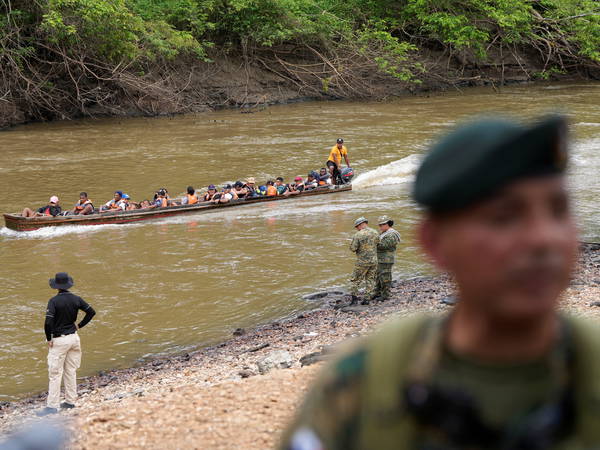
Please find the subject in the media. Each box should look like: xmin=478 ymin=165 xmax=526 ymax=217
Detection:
xmin=3 ymin=184 xmax=352 ymax=232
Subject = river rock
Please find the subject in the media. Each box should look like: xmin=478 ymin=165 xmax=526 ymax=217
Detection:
xmin=302 ymin=292 xmax=329 ymax=301
xmin=233 ymin=328 xmax=246 ymax=336
xmin=299 ymin=351 xmax=330 ymax=366
xmin=441 ymin=296 xmax=458 ymax=306
xmin=238 ymin=369 xmax=254 ymax=379
xmin=257 ymin=350 xmax=293 ymax=374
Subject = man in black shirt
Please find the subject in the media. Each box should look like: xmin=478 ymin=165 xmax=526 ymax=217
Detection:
xmin=37 ymin=272 xmax=96 ymax=416
xmin=22 ymin=195 xmax=62 ymax=218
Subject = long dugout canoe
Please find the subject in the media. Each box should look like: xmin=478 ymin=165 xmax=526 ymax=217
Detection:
xmin=3 ymin=184 xmax=352 ymax=232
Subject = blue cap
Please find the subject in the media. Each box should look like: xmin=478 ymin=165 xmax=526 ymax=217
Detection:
xmin=115 ymin=190 xmax=123 ymax=197
xmin=208 ymin=184 xmax=216 ymax=190
xmin=122 ymin=193 xmax=130 ymax=199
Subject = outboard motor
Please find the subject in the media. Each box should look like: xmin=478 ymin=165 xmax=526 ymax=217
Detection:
xmin=340 ymin=167 xmax=354 ymax=184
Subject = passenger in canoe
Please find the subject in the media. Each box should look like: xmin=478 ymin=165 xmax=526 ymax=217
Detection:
xmin=266 ymin=180 xmax=277 ymax=196
xmin=245 ymin=178 xmax=258 ymax=197
xmin=233 ymin=181 xmax=248 ymax=199
xmin=318 ymin=168 xmax=332 ymax=186
xmin=327 ymin=137 xmax=351 ymax=184
xmin=305 ymin=172 xmax=319 ymax=190
xmin=22 ymin=196 xmax=62 ymax=218
xmin=203 ymin=185 xmax=218 ymax=202
xmin=69 ymin=192 xmax=94 ymax=216
xmin=180 ymin=186 xmax=199 ymax=205
xmin=212 ymin=184 xmax=238 ymax=204
xmin=275 ymin=177 xmax=290 ymax=195
xmin=288 ymin=177 xmax=305 ymax=195
xmin=100 ymin=191 xmax=126 ymax=212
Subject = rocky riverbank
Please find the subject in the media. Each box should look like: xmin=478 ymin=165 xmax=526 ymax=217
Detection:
xmin=1 ymin=243 xmax=599 ymax=448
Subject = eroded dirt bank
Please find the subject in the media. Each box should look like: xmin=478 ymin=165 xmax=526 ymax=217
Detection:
xmin=0 ymin=244 xmax=599 ymax=448
xmin=3 ymin=46 xmax=599 ymax=130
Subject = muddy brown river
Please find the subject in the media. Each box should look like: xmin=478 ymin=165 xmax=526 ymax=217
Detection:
xmin=1 ymin=83 xmax=599 ymax=400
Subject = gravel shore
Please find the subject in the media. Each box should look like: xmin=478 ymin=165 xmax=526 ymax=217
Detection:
xmin=1 ymin=243 xmax=599 ymax=449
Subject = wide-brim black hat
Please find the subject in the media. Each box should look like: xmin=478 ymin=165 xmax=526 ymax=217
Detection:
xmin=49 ymin=272 xmax=74 ymax=290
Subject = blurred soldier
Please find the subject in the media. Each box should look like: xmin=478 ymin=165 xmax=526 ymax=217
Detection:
xmin=37 ymin=273 xmax=96 ymax=416
xmin=372 ymin=215 xmax=401 ymax=302
xmin=281 ymin=115 xmax=600 ymax=449
xmin=349 ymin=217 xmax=379 ymax=305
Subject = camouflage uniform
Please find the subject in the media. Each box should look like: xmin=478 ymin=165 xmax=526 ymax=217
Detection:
xmin=349 ymin=226 xmax=379 ymax=299
xmin=374 ymin=227 xmax=401 ymax=300
xmin=280 ymin=315 xmax=600 ymax=450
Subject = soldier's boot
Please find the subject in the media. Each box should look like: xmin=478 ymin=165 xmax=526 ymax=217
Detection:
xmin=361 ymin=298 xmax=370 ymax=305
xmin=349 ymin=295 xmax=360 ymax=306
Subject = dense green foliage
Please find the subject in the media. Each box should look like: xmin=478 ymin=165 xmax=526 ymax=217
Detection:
xmin=1 ymin=0 xmax=599 ymax=125
xmin=3 ymin=0 xmax=599 ymax=66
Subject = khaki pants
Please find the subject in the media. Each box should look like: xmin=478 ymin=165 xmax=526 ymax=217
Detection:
xmin=47 ymin=332 xmax=81 ymax=409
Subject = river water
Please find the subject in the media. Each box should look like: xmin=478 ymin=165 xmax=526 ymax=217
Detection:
xmin=1 ymin=83 xmax=599 ymax=400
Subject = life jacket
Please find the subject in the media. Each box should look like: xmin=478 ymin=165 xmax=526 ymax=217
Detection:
xmin=351 ymin=314 xmax=600 ymax=448
xmin=43 ymin=206 xmax=52 ymax=216
xmin=187 ymin=194 xmax=198 ymax=205
xmin=257 ymin=186 xmax=267 ymax=196
xmin=318 ymin=180 xmax=327 ymax=186
xmin=108 ymin=200 xmax=122 ymax=210
xmin=267 ymin=185 xmax=277 ymax=196
xmin=75 ymin=199 xmax=92 ymax=211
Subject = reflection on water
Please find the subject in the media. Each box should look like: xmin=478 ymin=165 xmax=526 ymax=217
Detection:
xmin=0 ymin=82 xmax=599 ymax=400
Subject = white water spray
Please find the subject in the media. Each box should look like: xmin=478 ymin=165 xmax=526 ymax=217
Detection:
xmin=352 ymin=154 xmax=421 ymax=189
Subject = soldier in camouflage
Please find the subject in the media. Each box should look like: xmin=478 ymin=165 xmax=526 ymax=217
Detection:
xmin=349 ymin=217 xmax=379 ymax=305
xmin=281 ymin=116 xmax=600 ymax=449
xmin=373 ymin=215 xmax=401 ymax=302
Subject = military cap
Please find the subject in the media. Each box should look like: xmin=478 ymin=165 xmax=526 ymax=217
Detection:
xmin=354 ymin=217 xmax=368 ymax=227
xmin=413 ymin=115 xmax=568 ymax=212
xmin=378 ymin=215 xmax=392 ymax=225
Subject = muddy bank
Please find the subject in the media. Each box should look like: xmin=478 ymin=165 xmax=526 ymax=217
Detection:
xmin=3 ymin=46 xmax=599 ymax=130
xmin=0 ymin=243 xmax=599 ymax=448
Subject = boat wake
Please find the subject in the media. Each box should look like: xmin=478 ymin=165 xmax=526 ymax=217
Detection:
xmin=352 ymin=154 xmax=421 ymax=189
xmin=0 ymin=222 xmax=140 ymax=240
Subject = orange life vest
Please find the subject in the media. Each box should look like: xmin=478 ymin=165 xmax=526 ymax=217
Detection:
xmin=267 ymin=185 xmax=277 ymax=196
xmin=187 ymin=194 xmax=198 ymax=205
xmin=75 ymin=199 xmax=92 ymax=211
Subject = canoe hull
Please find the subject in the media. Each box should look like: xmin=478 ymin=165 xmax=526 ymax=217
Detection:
xmin=3 ymin=184 xmax=352 ymax=232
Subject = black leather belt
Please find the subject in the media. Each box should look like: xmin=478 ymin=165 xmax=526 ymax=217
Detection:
xmin=53 ymin=331 xmax=75 ymax=338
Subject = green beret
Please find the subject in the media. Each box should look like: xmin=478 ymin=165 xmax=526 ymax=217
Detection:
xmin=413 ymin=115 xmax=568 ymax=212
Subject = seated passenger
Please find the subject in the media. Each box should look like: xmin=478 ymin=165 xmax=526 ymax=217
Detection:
xmin=256 ymin=184 xmax=268 ymax=196
xmin=233 ymin=181 xmax=248 ymax=199
xmin=212 ymin=185 xmax=238 ymax=204
xmin=266 ymin=180 xmax=277 ymax=196
xmin=318 ymin=168 xmax=332 ymax=186
xmin=70 ymin=192 xmax=94 ymax=215
xmin=203 ymin=185 xmax=218 ymax=202
xmin=101 ymin=191 xmax=126 ymax=212
xmin=181 ymin=186 xmax=199 ymax=205
xmin=245 ymin=177 xmax=258 ymax=197
xmin=152 ymin=189 xmax=169 ymax=208
xmin=22 ymin=196 xmax=62 ymax=218
xmin=121 ymin=193 xmax=131 ymax=209
xmin=293 ymin=176 xmax=305 ymax=193
xmin=139 ymin=199 xmax=151 ymax=209
xmin=305 ymin=173 xmax=319 ymax=190
xmin=275 ymin=177 xmax=289 ymax=195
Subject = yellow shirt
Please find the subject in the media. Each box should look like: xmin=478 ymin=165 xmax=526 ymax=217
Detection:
xmin=328 ymin=145 xmax=348 ymax=165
